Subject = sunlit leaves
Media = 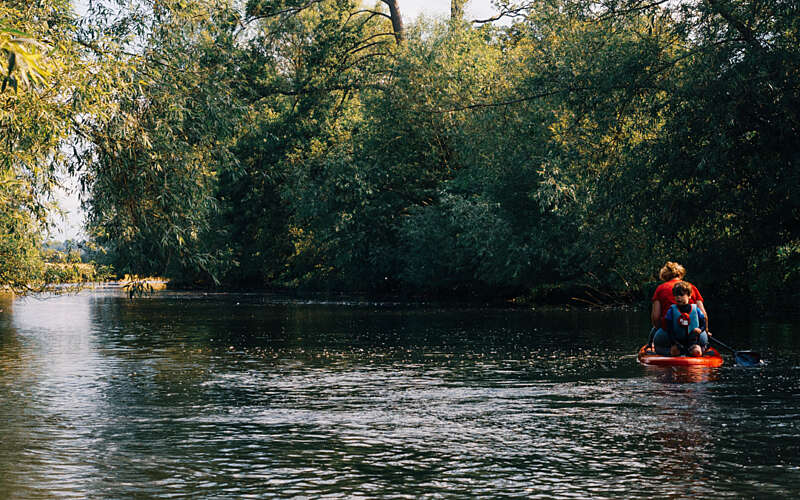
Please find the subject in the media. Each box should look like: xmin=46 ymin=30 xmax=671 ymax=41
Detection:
xmin=1 ymin=0 xmax=91 ymax=290
xmin=0 ymin=23 xmax=51 ymax=92
xmin=10 ymin=0 xmax=791 ymax=309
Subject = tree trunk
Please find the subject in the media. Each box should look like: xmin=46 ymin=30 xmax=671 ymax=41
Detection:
xmin=381 ymin=0 xmax=404 ymax=43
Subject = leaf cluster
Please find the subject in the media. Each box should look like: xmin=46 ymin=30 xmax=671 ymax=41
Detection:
xmin=5 ymin=0 xmax=798 ymax=310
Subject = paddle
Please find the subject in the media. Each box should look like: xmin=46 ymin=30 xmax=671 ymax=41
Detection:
xmin=709 ymin=336 xmax=762 ymax=367
xmin=646 ymin=326 xmax=657 ymax=349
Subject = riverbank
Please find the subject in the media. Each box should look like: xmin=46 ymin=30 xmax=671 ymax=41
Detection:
xmin=156 ymin=277 xmax=799 ymax=318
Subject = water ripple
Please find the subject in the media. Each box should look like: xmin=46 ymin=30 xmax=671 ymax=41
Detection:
xmin=2 ymin=291 xmax=799 ymax=498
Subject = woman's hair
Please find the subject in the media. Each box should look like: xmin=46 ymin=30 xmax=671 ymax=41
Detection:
xmin=672 ymin=280 xmax=693 ymax=297
xmin=659 ymin=261 xmax=686 ymax=281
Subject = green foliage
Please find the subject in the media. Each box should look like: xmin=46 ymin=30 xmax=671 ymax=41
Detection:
xmin=122 ymin=276 xmax=155 ymax=299
xmin=574 ymin=0 xmax=800 ymax=305
xmin=5 ymin=0 xmax=797 ymax=310
xmin=0 ymin=0 xmax=116 ymax=293
xmin=0 ymin=20 xmax=50 ymax=92
xmin=747 ymin=241 xmax=800 ymax=311
xmin=0 ymin=210 xmax=45 ymax=291
xmin=43 ymin=262 xmax=109 ymax=285
xmin=83 ymin=0 xmax=244 ymax=283
xmin=79 ymin=0 xmax=800 ymax=308
xmin=82 ymin=0 xmax=399 ymax=286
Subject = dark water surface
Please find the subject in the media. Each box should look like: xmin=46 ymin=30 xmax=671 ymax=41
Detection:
xmin=1 ymin=288 xmax=799 ymax=498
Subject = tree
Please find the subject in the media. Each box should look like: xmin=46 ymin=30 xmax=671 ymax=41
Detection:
xmin=83 ymin=0 xmax=402 ymax=285
xmin=82 ymin=0 xmax=244 ymax=282
xmin=502 ymin=0 xmax=800 ymax=306
xmin=64 ymin=0 xmax=799 ymax=309
xmin=1 ymin=0 xmax=116 ymax=291
xmin=1 ymin=21 xmax=50 ymax=92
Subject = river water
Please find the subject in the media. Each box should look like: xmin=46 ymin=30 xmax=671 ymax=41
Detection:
xmin=1 ymin=288 xmax=798 ymax=498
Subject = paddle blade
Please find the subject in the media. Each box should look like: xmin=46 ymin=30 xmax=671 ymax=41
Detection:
xmin=734 ymin=351 xmax=762 ymax=367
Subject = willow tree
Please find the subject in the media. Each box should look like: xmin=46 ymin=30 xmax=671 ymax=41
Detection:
xmin=632 ymin=0 xmax=800 ymax=303
xmin=1 ymin=0 xmax=117 ymax=291
xmin=72 ymin=0 xmax=798 ymax=306
xmin=78 ymin=1 xmax=242 ymax=282
xmin=82 ymin=0 xmax=404 ymax=284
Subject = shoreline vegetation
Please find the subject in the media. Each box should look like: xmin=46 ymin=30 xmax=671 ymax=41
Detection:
xmin=4 ymin=264 xmax=797 ymax=319
xmin=2 ymin=1 xmax=798 ymax=314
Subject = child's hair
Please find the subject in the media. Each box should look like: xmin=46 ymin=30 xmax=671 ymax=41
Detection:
xmin=672 ymin=281 xmax=693 ymax=297
xmin=659 ymin=261 xmax=686 ymax=281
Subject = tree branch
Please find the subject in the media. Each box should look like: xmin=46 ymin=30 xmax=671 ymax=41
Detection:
xmin=245 ymin=0 xmax=327 ymax=25
xmin=348 ymin=9 xmax=392 ymax=22
xmin=346 ymin=32 xmax=396 ymax=54
xmin=592 ymin=0 xmax=673 ymax=22
xmin=472 ymin=7 xmax=529 ymax=25
xmin=704 ymin=0 xmax=758 ymax=46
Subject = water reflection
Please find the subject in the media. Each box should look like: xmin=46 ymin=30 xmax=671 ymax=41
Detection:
xmin=640 ymin=365 xmax=718 ymax=495
xmin=1 ymin=289 xmax=799 ymax=498
xmin=643 ymin=365 xmax=721 ymax=384
xmin=0 ymin=294 xmax=109 ymax=497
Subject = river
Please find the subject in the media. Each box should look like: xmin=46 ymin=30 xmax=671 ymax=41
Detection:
xmin=1 ymin=288 xmax=799 ymax=498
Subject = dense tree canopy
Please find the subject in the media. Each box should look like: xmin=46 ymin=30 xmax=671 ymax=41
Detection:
xmin=3 ymin=0 xmax=798 ymax=310
xmin=1 ymin=0 xmax=118 ymax=291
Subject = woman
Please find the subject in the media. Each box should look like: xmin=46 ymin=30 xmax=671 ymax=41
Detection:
xmin=648 ymin=262 xmax=709 ymax=349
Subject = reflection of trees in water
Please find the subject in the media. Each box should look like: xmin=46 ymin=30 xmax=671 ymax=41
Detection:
xmin=0 ymin=293 xmax=107 ymax=497
xmin=0 ymin=294 xmax=33 ymax=496
xmin=0 ymin=292 xmax=12 ymax=312
xmin=646 ymin=366 xmax=718 ymax=490
xmin=648 ymin=365 xmax=720 ymax=385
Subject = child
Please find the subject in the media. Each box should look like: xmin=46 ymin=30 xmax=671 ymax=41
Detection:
xmin=650 ymin=261 xmax=708 ymax=331
xmin=652 ymin=281 xmax=709 ymax=357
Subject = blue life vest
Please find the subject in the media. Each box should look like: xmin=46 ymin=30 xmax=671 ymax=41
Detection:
xmin=670 ymin=304 xmax=699 ymax=338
